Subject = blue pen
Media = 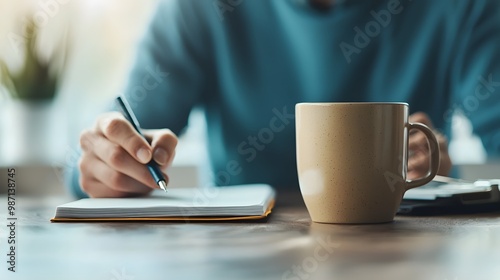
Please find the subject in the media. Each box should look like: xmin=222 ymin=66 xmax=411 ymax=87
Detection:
xmin=116 ymin=96 xmax=168 ymax=192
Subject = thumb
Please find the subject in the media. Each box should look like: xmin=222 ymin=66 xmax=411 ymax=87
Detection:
xmin=144 ymin=129 xmax=178 ymax=167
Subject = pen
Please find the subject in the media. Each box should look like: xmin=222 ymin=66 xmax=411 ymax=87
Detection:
xmin=115 ymin=96 xmax=168 ymax=192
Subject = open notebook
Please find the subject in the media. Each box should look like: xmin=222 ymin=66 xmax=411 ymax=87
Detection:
xmin=51 ymin=184 xmax=275 ymax=222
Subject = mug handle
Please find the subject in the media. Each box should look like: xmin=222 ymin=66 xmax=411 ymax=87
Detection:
xmin=405 ymin=123 xmax=440 ymax=190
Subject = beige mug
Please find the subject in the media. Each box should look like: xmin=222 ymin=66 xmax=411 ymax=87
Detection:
xmin=296 ymin=102 xmax=440 ymax=224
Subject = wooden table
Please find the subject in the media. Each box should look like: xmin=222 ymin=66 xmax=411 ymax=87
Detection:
xmin=1 ymin=192 xmax=500 ymax=280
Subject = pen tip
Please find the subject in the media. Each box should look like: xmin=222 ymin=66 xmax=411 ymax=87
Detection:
xmin=158 ymin=180 xmax=168 ymax=192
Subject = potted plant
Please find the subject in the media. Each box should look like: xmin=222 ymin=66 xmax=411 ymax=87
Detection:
xmin=0 ymin=19 xmax=69 ymax=165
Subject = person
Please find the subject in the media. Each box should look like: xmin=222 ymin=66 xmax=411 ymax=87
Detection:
xmin=69 ymin=0 xmax=500 ymax=198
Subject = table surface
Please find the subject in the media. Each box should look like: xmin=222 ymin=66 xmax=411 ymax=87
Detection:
xmin=1 ymin=192 xmax=500 ymax=280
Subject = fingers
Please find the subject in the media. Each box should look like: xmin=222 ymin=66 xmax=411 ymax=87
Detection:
xmin=408 ymin=129 xmax=436 ymax=178
xmin=408 ymin=129 xmax=433 ymax=174
xmin=80 ymin=176 xmax=130 ymax=198
xmin=78 ymin=111 xmax=179 ymax=198
xmin=409 ymin=112 xmax=436 ymax=153
xmin=96 ymin=112 xmax=152 ymax=164
xmin=408 ymin=150 xmax=429 ymax=180
xmin=408 ymin=113 xmax=453 ymax=179
xmin=409 ymin=112 xmax=434 ymax=128
xmin=408 ymin=129 xmax=430 ymax=153
xmin=80 ymin=129 xmax=160 ymax=189
xmin=79 ymin=154 xmax=153 ymax=198
xmin=144 ymin=129 xmax=178 ymax=172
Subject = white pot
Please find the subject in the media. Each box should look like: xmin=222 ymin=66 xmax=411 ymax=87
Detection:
xmin=0 ymin=99 xmax=67 ymax=166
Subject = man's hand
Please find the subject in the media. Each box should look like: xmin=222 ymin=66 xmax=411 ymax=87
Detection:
xmin=408 ymin=112 xmax=452 ymax=180
xmin=78 ymin=112 xmax=178 ymax=198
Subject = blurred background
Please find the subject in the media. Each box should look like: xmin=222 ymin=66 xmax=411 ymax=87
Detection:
xmin=0 ymin=0 xmax=209 ymax=195
xmin=0 ymin=0 xmax=494 ymax=196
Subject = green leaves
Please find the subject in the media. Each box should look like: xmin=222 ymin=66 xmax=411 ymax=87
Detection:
xmin=0 ymin=19 xmax=60 ymax=101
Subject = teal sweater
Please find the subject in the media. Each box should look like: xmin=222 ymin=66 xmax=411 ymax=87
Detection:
xmin=70 ymin=0 xmax=500 ymax=197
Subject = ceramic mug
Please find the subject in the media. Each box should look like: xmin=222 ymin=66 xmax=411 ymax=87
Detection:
xmin=296 ymin=102 xmax=440 ymax=224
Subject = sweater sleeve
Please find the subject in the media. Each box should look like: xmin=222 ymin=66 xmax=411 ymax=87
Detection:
xmin=122 ymin=0 xmax=214 ymax=133
xmin=67 ymin=0 xmax=214 ymax=197
xmin=450 ymin=0 xmax=500 ymax=157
